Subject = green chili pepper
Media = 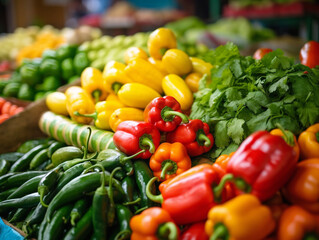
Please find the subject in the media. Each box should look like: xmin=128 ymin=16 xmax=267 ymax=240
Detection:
xmin=0 ymin=192 xmax=40 ymax=214
xmin=2 ymin=171 xmax=47 ymax=189
xmin=51 ymin=146 xmax=83 ymax=167
xmin=121 ymin=175 xmax=136 ymax=203
xmin=0 ymin=159 xmax=10 ymax=176
xmin=29 ymin=148 xmax=49 ymax=170
xmin=7 ymin=174 xmax=45 ymax=199
xmin=70 ymin=197 xmax=91 ymax=226
xmin=17 ymin=139 xmax=48 ymax=154
xmin=8 ymin=207 xmax=31 ymax=223
xmin=114 ymin=204 xmax=133 ymax=240
xmin=0 ymin=152 xmax=24 ymax=162
xmin=47 ymin=141 xmax=67 ymax=158
xmin=38 ymin=167 xmax=62 ymax=207
xmin=0 ymin=188 xmax=17 ymax=201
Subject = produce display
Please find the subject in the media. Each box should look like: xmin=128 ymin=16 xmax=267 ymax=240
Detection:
xmin=0 ymin=97 xmax=25 ymax=123
xmin=0 ymin=23 xmax=319 ymax=240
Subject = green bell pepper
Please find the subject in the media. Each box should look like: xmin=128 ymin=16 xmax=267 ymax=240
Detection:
xmin=73 ymin=52 xmax=90 ymax=75
xmin=42 ymin=49 xmax=57 ymax=60
xmin=67 ymin=75 xmax=80 ymax=84
xmin=20 ymin=63 xmax=41 ymax=86
xmin=40 ymin=58 xmax=60 ymax=78
xmin=61 ymin=58 xmax=75 ymax=80
xmin=37 ymin=76 xmax=61 ymax=92
xmin=56 ymin=44 xmax=78 ymax=61
xmin=2 ymin=82 xmax=21 ymax=97
xmin=18 ymin=83 xmax=34 ymax=101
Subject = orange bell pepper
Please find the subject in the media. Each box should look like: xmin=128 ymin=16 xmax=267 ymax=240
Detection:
xmin=282 ymin=158 xmax=319 ymax=213
xmin=298 ymin=123 xmax=319 ymax=159
xmin=212 ymin=152 xmax=234 ymax=180
xmin=205 ymin=194 xmax=275 ymax=240
xmin=277 ymin=205 xmax=319 ymax=240
xmin=149 ymin=142 xmax=192 ymax=181
xmin=270 ymin=126 xmax=300 ymax=161
xmin=130 ymin=207 xmax=179 ymax=240
xmin=185 ymin=72 xmax=202 ymax=93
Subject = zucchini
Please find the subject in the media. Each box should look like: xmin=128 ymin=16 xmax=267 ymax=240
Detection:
xmin=39 ymin=111 xmax=116 ymax=152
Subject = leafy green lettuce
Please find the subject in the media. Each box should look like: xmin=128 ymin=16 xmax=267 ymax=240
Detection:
xmin=191 ymin=43 xmax=319 ymax=158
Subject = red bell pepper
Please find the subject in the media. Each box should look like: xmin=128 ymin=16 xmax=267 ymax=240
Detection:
xmin=218 ymin=130 xmax=297 ymax=201
xmin=146 ymin=164 xmax=228 ymax=225
xmin=113 ymin=120 xmax=161 ymax=159
xmin=181 ymin=221 xmax=209 ymax=240
xmin=166 ymin=119 xmax=214 ymax=157
xmin=299 ymin=40 xmax=319 ymax=68
xmin=144 ymin=96 xmax=189 ymax=132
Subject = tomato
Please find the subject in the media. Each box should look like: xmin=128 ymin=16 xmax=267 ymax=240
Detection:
xmin=253 ymin=48 xmax=273 ymax=60
xmin=299 ymin=40 xmax=319 ymax=68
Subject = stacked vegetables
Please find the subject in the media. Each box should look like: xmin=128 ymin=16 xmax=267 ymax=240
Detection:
xmin=0 ymin=97 xmax=25 ymax=124
xmin=0 ymin=44 xmax=90 ymax=101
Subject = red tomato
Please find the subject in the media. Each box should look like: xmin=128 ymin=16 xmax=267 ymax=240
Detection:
xmin=1 ymin=101 xmax=12 ymax=115
xmin=253 ymin=48 xmax=273 ymax=60
xmin=0 ymin=98 xmax=6 ymax=114
xmin=0 ymin=114 xmax=10 ymax=124
xmin=300 ymin=40 xmax=319 ymax=68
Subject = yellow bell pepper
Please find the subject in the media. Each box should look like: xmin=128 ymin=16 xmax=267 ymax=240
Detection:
xmin=205 ymin=194 xmax=276 ymax=240
xmin=190 ymin=57 xmax=213 ymax=76
xmin=125 ymin=58 xmax=164 ymax=94
xmin=124 ymin=47 xmax=148 ymax=64
xmin=147 ymin=28 xmax=177 ymax=60
xmin=298 ymin=123 xmax=319 ymax=159
xmin=106 ymin=92 xmax=121 ymax=102
xmin=185 ymin=72 xmax=202 ymax=93
xmin=73 ymin=100 xmax=125 ymax=130
xmin=148 ymin=57 xmax=168 ymax=75
xmin=65 ymin=86 xmax=95 ymax=124
xmin=81 ymin=67 xmax=108 ymax=102
xmin=45 ymin=92 xmax=68 ymax=116
xmin=117 ymin=83 xmax=161 ymax=109
xmin=162 ymin=74 xmax=193 ymax=111
xmin=109 ymin=107 xmax=144 ymax=132
xmin=102 ymin=60 xmax=132 ymax=94
xmin=162 ymin=49 xmax=193 ymax=76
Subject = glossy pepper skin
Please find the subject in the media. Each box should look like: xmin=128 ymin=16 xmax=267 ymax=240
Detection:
xmin=130 ymin=207 xmax=179 ymax=240
xmin=298 ymin=123 xmax=319 ymax=159
xmin=224 ymin=130 xmax=297 ymax=201
xmin=147 ymin=28 xmax=177 ymax=60
xmin=125 ymin=58 xmax=164 ymax=94
xmin=124 ymin=47 xmax=148 ymax=64
xmin=75 ymin=100 xmax=125 ymax=130
xmin=205 ymin=194 xmax=275 ymax=240
xmin=282 ymin=158 xmax=319 ymax=213
xmin=144 ymin=96 xmax=189 ymax=132
xmin=65 ymin=86 xmax=95 ymax=124
xmin=162 ymin=49 xmax=193 ymax=76
xmin=189 ymin=57 xmax=213 ymax=76
xmin=181 ymin=221 xmax=209 ymax=240
xmin=166 ymin=119 xmax=214 ymax=157
xmin=113 ymin=120 xmax=161 ymax=159
xmin=81 ymin=67 xmax=108 ymax=102
xmin=277 ymin=205 xmax=319 ymax=240
xmin=102 ymin=61 xmax=132 ymax=94
xmin=300 ymin=40 xmax=319 ymax=68
xmin=162 ymin=74 xmax=193 ymax=111
xmin=109 ymin=107 xmax=144 ymax=132
xmin=147 ymin=164 xmax=227 ymax=225
xmin=185 ymin=72 xmax=202 ymax=93
xmin=149 ymin=142 xmax=192 ymax=181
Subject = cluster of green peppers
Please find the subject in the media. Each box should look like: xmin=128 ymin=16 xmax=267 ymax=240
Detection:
xmin=0 ymin=44 xmax=90 ymax=101
xmin=0 ymin=133 xmax=156 ymax=240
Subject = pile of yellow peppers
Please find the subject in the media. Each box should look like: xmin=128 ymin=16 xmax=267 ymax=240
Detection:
xmin=46 ymin=27 xmax=213 ymax=132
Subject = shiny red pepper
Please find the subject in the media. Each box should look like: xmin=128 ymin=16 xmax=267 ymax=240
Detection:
xmin=113 ymin=120 xmax=161 ymax=159
xmin=299 ymin=40 xmax=319 ymax=68
xmin=144 ymin=96 xmax=189 ymax=132
xmin=181 ymin=221 xmax=209 ymax=240
xmin=146 ymin=164 xmax=228 ymax=225
xmin=218 ymin=130 xmax=297 ymax=202
xmin=166 ymin=119 xmax=214 ymax=157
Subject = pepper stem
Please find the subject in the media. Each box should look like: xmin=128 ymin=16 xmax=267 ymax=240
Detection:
xmin=123 ymin=149 xmax=145 ymax=161
xmin=146 ymin=177 xmax=163 ymax=203
xmin=275 ymin=123 xmax=295 ymax=147
xmin=114 ymin=230 xmax=131 ymax=240
xmin=109 ymin=167 xmax=121 ymax=207
xmin=160 ymin=160 xmax=177 ymax=181
xmin=140 ymin=135 xmax=155 ymax=153
xmin=123 ymin=197 xmax=141 ymax=206
xmin=92 ymin=89 xmax=101 ymax=103
xmin=157 ymin=222 xmax=178 ymax=240
xmin=303 ymin=233 xmax=319 ymax=240
xmin=83 ymin=127 xmax=92 ymax=159
xmin=211 ymin=224 xmax=229 ymax=240
xmin=74 ymin=111 xmax=98 ymax=121
xmin=162 ymin=107 xmax=189 ymax=124
xmin=197 ymin=132 xmax=211 ymax=147
xmin=39 ymin=188 xmax=49 ymax=208
xmin=213 ymin=174 xmax=251 ymax=202
xmin=112 ymin=82 xmax=122 ymax=94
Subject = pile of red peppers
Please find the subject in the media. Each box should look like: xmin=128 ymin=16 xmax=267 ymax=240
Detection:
xmin=113 ymin=96 xmax=319 ymax=240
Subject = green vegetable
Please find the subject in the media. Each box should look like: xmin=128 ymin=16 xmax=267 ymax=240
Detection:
xmin=18 ymin=83 xmax=34 ymax=100
xmin=70 ymin=198 xmax=91 ymax=226
xmin=0 ymin=159 xmax=10 ymax=176
xmin=61 ymin=58 xmax=75 ymax=80
xmin=56 ymin=44 xmax=77 ymax=61
xmin=41 ymin=49 xmax=57 ymax=60
xmin=20 ymin=63 xmax=41 ymax=86
xmin=73 ymin=52 xmax=90 ymax=75
xmin=17 ymin=139 xmax=48 ymax=154
xmin=2 ymin=82 xmax=21 ymax=97
xmin=191 ymin=43 xmax=319 ymax=158
xmin=51 ymin=146 xmax=83 ymax=167
xmin=36 ymin=76 xmax=61 ymax=91
xmin=40 ymin=58 xmax=60 ymax=78
xmin=0 ymin=192 xmax=40 ymax=213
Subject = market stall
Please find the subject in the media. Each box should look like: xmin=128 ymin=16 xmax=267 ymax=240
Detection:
xmin=0 ymin=1 xmax=319 ymax=239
